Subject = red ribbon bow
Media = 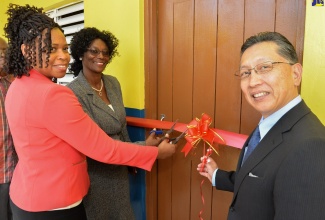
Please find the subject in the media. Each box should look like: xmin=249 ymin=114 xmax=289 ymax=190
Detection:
xmin=181 ymin=113 xmax=225 ymax=157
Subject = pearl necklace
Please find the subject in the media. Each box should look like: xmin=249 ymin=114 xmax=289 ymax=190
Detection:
xmin=91 ymin=79 xmax=103 ymax=96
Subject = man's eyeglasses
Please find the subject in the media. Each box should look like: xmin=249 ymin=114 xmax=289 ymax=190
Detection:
xmin=86 ymin=48 xmax=110 ymax=57
xmin=235 ymin=61 xmax=294 ymax=80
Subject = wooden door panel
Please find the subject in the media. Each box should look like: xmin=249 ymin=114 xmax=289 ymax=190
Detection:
xmin=157 ymin=1 xmax=175 ymax=219
xmin=215 ymin=0 xmax=244 ymax=133
xmin=276 ymin=0 xmax=301 ymax=41
xmin=244 ymin=0 xmax=276 ymax=36
xmin=172 ymin=2 xmax=194 ymax=219
xmin=275 ymin=0 xmax=305 ymax=63
xmin=190 ymin=1 xmax=218 ymax=219
xmin=173 ymin=0 xmax=194 ymax=123
xmin=145 ymin=0 xmax=305 ymax=219
xmin=192 ymin=0 xmax=217 ymax=121
xmin=213 ymin=2 xmax=246 ymax=218
xmin=157 ymin=0 xmax=173 ymax=119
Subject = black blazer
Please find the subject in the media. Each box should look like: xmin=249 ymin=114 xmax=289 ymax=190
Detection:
xmin=216 ymin=101 xmax=325 ymax=220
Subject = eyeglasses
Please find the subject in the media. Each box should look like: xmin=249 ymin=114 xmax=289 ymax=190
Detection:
xmin=235 ymin=61 xmax=294 ymax=80
xmin=86 ymin=48 xmax=110 ymax=57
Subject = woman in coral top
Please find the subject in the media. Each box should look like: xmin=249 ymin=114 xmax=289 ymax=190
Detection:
xmin=4 ymin=4 xmax=176 ymax=220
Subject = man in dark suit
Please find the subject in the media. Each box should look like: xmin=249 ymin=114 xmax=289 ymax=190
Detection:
xmin=198 ymin=32 xmax=325 ymax=220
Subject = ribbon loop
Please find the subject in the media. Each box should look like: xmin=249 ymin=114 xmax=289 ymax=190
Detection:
xmin=181 ymin=113 xmax=225 ymax=156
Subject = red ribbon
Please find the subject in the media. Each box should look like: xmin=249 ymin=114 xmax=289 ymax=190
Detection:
xmin=181 ymin=113 xmax=225 ymax=156
xmin=200 ymin=148 xmax=213 ymax=172
xmin=125 ymin=116 xmax=248 ymax=149
xmin=125 ymin=115 xmax=248 ymax=220
xmin=199 ymin=147 xmax=213 ymax=219
xmin=199 ymin=179 xmax=206 ymax=220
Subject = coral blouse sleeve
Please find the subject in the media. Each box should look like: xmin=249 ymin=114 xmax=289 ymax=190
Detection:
xmin=41 ymin=85 xmax=158 ymax=171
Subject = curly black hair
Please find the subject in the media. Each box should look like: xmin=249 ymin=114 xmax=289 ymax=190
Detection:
xmin=4 ymin=4 xmax=63 ymax=78
xmin=69 ymin=27 xmax=119 ymax=77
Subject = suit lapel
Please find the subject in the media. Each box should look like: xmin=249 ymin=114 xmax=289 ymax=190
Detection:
xmin=77 ymin=72 xmax=120 ymax=122
xmin=231 ymin=101 xmax=311 ymax=204
xmin=102 ymin=76 xmax=126 ymax=124
xmin=233 ymin=129 xmax=283 ymax=196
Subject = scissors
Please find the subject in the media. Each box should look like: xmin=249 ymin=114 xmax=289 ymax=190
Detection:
xmin=169 ymin=128 xmax=188 ymax=144
xmin=159 ymin=119 xmax=186 ymax=144
xmin=149 ymin=115 xmax=165 ymax=135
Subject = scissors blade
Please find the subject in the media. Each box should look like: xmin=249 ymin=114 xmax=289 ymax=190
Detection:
xmin=158 ymin=119 xmax=179 ymax=144
xmin=165 ymin=119 xmax=179 ymax=135
xmin=171 ymin=128 xmax=188 ymax=144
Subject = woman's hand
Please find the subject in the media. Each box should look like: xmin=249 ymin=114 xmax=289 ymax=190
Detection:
xmin=145 ymin=131 xmax=161 ymax=146
xmin=156 ymin=134 xmax=177 ymax=159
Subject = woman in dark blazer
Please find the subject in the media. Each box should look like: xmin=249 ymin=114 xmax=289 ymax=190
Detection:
xmin=67 ymin=27 xmax=157 ymax=220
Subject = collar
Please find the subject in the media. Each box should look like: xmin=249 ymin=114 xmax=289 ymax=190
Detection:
xmin=28 ymin=69 xmax=53 ymax=82
xmin=259 ymin=95 xmax=302 ymax=140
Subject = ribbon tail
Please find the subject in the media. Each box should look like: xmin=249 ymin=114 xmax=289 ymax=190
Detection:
xmin=199 ymin=179 xmax=206 ymax=220
xmin=181 ymin=143 xmax=193 ymax=157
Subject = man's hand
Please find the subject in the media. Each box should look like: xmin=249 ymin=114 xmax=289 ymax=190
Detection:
xmin=197 ymin=156 xmax=218 ymax=183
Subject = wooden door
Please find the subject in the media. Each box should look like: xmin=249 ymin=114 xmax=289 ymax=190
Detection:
xmin=144 ymin=0 xmax=305 ymax=219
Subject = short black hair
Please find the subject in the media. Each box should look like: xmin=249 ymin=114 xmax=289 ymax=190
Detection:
xmin=4 ymin=4 xmax=62 ymax=77
xmin=241 ymin=32 xmax=298 ymax=64
xmin=69 ymin=27 xmax=119 ymax=76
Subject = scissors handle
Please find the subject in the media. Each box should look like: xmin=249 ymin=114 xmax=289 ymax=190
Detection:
xmin=149 ymin=129 xmax=164 ymax=135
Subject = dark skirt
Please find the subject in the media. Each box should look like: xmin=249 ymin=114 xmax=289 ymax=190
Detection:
xmin=10 ymin=199 xmax=87 ymax=220
xmin=84 ymin=158 xmax=135 ymax=220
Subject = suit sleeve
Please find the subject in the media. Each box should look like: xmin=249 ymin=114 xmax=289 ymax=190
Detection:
xmin=274 ymin=138 xmax=325 ymax=219
xmin=215 ymin=169 xmax=236 ymax=192
xmin=215 ymin=146 xmax=245 ymax=192
xmin=41 ymin=85 xmax=158 ymax=171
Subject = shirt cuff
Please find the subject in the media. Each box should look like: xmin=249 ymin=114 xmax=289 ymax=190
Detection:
xmin=212 ymin=168 xmax=218 ymax=186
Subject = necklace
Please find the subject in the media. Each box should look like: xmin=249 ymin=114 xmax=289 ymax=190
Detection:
xmin=91 ymin=79 xmax=103 ymax=96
